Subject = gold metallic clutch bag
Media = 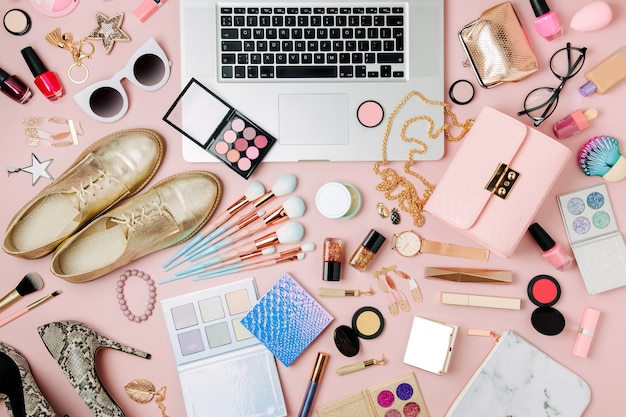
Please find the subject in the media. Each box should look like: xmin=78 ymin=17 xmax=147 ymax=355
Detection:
xmin=459 ymin=1 xmax=538 ymax=88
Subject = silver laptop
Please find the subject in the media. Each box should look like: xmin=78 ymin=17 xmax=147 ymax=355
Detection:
xmin=179 ymin=0 xmax=445 ymax=162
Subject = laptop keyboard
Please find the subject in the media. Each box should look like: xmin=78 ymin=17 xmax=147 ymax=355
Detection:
xmin=217 ymin=3 xmax=407 ymax=81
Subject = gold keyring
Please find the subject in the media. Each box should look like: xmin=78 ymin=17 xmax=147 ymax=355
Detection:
xmin=68 ymin=63 xmax=89 ymax=84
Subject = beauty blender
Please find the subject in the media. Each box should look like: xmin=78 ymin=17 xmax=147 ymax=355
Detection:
xmin=570 ymin=1 xmax=612 ymax=32
xmin=578 ymin=135 xmax=626 ymax=182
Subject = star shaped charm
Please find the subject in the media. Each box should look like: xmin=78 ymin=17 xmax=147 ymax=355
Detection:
xmin=19 ymin=153 xmax=54 ymax=186
xmin=88 ymin=12 xmax=130 ymax=55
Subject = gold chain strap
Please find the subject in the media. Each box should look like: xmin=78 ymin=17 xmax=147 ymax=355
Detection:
xmin=373 ymin=91 xmax=474 ymax=227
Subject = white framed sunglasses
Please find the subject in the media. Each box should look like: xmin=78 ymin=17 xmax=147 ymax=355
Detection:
xmin=74 ymin=38 xmax=171 ymax=123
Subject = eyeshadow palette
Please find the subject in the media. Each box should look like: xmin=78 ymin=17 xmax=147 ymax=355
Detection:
xmin=317 ymin=372 xmax=430 ymax=417
xmin=240 ymin=272 xmax=334 ymax=367
xmin=160 ymin=277 xmax=286 ymax=417
xmin=163 ymin=78 xmax=276 ymax=179
xmin=557 ymin=183 xmax=626 ymax=294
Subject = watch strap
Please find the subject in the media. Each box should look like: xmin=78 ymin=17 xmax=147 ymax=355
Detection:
xmin=420 ymin=239 xmax=490 ymax=261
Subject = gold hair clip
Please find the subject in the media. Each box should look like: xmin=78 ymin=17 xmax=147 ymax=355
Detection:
xmin=45 ymin=28 xmax=95 ymax=84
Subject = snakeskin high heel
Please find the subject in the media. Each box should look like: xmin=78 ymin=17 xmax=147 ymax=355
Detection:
xmin=0 ymin=342 xmax=57 ymax=417
xmin=37 ymin=320 xmax=151 ymax=417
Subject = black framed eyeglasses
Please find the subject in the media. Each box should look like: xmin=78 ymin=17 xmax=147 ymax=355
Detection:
xmin=518 ymin=43 xmax=587 ymax=127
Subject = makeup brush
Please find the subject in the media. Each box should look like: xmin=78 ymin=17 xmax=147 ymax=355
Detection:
xmin=162 ymin=181 xmax=266 ymax=269
xmin=191 ymin=241 xmax=316 ymax=279
xmin=193 ymin=246 xmax=277 ymax=274
xmin=0 ymin=290 xmax=62 ymax=328
xmin=175 ymin=174 xmax=298 ymax=266
xmin=164 ymin=209 xmax=266 ymax=271
xmin=251 ymin=174 xmax=297 ymax=209
xmin=187 ymin=196 xmax=306 ymax=262
xmin=0 ymin=272 xmax=44 ymax=312
xmin=579 ymin=135 xmax=626 ymax=182
xmin=166 ymin=222 xmax=305 ymax=282
xmin=193 ymin=252 xmax=307 ymax=281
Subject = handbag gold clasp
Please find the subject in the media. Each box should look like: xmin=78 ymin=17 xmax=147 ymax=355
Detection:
xmin=485 ymin=163 xmax=519 ymax=199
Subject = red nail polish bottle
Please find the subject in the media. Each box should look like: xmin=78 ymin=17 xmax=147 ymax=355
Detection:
xmin=20 ymin=46 xmax=64 ymax=101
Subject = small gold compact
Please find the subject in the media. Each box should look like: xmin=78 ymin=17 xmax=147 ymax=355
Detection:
xmin=391 ymin=230 xmax=489 ymax=261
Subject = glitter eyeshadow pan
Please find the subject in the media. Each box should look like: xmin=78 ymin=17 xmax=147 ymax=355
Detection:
xmin=163 ymin=78 xmax=276 ymax=179
xmin=316 ymin=372 xmax=430 ymax=417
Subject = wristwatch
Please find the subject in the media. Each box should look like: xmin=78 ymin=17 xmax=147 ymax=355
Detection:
xmin=391 ymin=230 xmax=489 ymax=261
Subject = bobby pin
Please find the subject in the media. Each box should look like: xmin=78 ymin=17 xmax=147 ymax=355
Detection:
xmin=336 ymin=355 xmax=386 ymax=375
xmin=318 ymin=285 xmax=374 ymax=297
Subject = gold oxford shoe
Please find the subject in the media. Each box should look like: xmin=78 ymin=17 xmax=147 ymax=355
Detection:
xmin=3 ymin=129 xmax=164 ymax=259
xmin=51 ymin=171 xmax=222 ymax=282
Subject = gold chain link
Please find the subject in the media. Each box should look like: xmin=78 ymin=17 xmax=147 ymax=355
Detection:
xmin=373 ymin=91 xmax=474 ymax=227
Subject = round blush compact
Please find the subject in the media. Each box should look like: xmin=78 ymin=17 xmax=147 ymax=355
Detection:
xmin=527 ymin=275 xmax=566 ymax=336
xmin=29 ymin=0 xmax=79 ymax=18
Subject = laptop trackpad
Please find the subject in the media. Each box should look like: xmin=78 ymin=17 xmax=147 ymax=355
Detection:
xmin=278 ymin=94 xmax=349 ymax=145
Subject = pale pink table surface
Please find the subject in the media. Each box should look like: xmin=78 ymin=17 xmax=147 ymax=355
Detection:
xmin=1 ymin=1 xmax=625 ymax=416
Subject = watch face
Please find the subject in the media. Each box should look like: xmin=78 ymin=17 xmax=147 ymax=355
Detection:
xmin=393 ymin=231 xmax=421 ymax=257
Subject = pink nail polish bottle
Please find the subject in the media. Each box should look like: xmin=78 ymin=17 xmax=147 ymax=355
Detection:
xmin=552 ymin=109 xmax=598 ymax=139
xmin=528 ymin=223 xmax=572 ymax=270
xmin=530 ymin=0 xmax=562 ymax=40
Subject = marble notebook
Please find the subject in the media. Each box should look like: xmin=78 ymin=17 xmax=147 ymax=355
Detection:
xmin=240 ymin=272 xmax=333 ymax=367
xmin=445 ymin=330 xmax=590 ymax=417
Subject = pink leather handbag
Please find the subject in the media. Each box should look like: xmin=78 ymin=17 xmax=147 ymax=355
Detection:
xmin=425 ymin=106 xmax=571 ymax=257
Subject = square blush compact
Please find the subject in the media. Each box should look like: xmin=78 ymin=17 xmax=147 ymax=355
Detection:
xmin=163 ymin=78 xmax=276 ymax=179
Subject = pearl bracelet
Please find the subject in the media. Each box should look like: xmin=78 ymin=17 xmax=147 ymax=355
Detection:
xmin=116 ymin=269 xmax=156 ymax=323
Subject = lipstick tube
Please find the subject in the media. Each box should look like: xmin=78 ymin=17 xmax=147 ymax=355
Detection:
xmin=572 ymin=307 xmax=600 ymax=358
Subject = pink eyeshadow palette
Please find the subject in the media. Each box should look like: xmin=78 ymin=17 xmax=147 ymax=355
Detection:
xmin=163 ymin=78 xmax=276 ymax=179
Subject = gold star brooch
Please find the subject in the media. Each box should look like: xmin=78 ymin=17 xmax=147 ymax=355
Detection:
xmin=88 ymin=12 xmax=130 ymax=55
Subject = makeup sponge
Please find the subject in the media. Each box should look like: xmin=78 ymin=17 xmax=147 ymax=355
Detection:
xmin=570 ymin=1 xmax=612 ymax=32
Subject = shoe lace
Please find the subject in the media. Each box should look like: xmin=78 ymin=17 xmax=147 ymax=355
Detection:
xmin=70 ymin=170 xmax=116 ymax=205
xmin=110 ymin=201 xmax=164 ymax=232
